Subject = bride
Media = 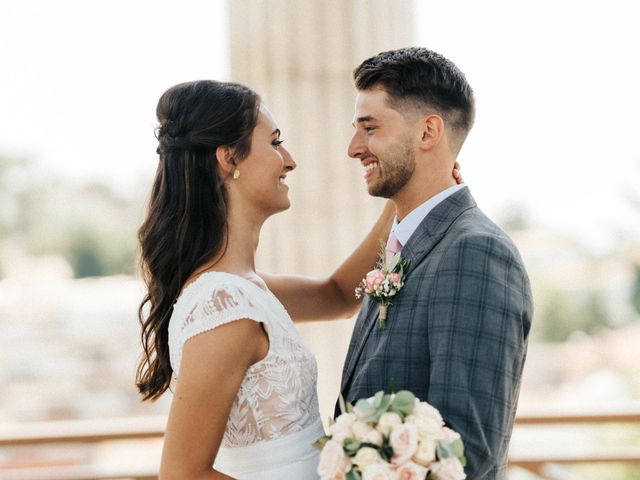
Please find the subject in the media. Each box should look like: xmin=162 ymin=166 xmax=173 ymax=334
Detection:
xmin=136 ymin=80 xmax=461 ymax=479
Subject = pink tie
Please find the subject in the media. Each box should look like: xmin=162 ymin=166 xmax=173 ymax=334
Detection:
xmin=385 ymin=232 xmax=403 ymax=265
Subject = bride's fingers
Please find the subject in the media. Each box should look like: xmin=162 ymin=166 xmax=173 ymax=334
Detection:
xmin=452 ymin=161 xmax=464 ymax=184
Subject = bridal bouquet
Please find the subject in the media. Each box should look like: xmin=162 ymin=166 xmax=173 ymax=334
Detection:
xmin=315 ymin=391 xmax=466 ymax=480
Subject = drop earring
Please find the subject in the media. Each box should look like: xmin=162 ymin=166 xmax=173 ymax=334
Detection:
xmin=233 ymin=169 xmax=240 ymax=180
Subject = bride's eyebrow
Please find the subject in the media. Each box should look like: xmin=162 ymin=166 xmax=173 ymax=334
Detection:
xmin=271 ymin=128 xmax=281 ymax=137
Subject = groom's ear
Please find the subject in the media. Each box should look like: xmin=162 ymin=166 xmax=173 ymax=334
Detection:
xmin=417 ymin=114 xmax=445 ymax=152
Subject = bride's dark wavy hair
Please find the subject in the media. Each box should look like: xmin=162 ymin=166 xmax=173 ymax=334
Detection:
xmin=136 ymin=80 xmax=260 ymax=401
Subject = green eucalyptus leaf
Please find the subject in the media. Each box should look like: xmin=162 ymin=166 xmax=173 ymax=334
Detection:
xmin=343 ymin=437 xmax=362 ymax=456
xmin=449 ymin=438 xmax=465 ymax=458
xmin=378 ymin=394 xmax=393 ymax=413
xmin=437 ymin=438 xmax=466 ymax=462
xmin=380 ymin=441 xmax=394 ymax=462
xmin=339 ymin=394 xmax=348 ymax=415
xmin=355 ymin=398 xmax=373 ymax=414
xmin=436 ymin=442 xmax=450 ymax=459
xmin=313 ymin=435 xmax=330 ymax=450
xmin=346 ymin=469 xmax=362 ymax=480
xmin=390 ymin=390 xmax=415 ymax=416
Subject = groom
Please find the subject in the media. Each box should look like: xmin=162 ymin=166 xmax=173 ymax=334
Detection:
xmin=337 ymin=48 xmax=533 ymax=479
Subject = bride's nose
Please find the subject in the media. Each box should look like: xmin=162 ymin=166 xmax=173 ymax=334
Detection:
xmin=283 ymin=147 xmax=296 ymax=171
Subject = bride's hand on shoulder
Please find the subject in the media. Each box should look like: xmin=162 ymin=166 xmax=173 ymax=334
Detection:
xmin=453 ymin=161 xmax=464 ymax=184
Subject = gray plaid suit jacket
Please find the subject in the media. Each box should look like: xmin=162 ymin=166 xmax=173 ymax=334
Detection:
xmin=337 ymin=187 xmax=533 ymax=480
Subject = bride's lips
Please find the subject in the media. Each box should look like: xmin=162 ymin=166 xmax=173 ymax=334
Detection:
xmin=279 ymin=174 xmax=289 ymax=189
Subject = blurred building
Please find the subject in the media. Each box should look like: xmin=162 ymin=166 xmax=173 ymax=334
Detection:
xmin=229 ymin=0 xmax=413 ymax=419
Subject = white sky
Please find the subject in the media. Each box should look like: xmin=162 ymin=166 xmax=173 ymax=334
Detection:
xmin=1 ymin=0 xmax=639 ymax=252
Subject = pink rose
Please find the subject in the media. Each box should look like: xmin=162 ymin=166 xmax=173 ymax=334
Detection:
xmin=389 ymin=423 xmax=418 ymax=465
xmin=317 ymin=440 xmax=352 ymax=480
xmin=365 ymin=269 xmax=386 ymax=290
xmin=429 ymin=457 xmax=466 ymax=480
xmin=362 ymin=463 xmax=394 ymax=480
xmin=394 ymin=461 xmax=428 ymax=480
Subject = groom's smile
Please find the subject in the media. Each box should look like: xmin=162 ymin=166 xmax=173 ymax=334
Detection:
xmin=362 ymin=158 xmax=379 ymax=181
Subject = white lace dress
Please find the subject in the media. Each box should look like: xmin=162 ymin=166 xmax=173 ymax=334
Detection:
xmin=168 ymin=272 xmax=323 ymax=479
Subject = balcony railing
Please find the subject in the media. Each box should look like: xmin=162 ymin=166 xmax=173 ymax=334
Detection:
xmin=1 ymin=406 xmax=640 ymax=480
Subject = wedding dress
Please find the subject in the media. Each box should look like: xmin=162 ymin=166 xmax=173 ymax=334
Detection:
xmin=169 ymin=272 xmax=322 ymax=479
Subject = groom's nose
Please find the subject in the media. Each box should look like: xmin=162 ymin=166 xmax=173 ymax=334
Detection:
xmin=348 ymin=131 xmax=367 ymax=159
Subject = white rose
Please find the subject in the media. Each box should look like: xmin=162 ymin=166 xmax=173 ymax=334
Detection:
xmin=362 ymin=463 xmax=393 ymax=480
xmin=412 ymin=438 xmax=436 ymax=466
xmin=414 ymin=400 xmax=443 ymax=424
xmin=352 ymin=446 xmax=382 ymax=470
xmin=351 ymin=421 xmax=383 ymax=446
xmin=329 ymin=413 xmax=357 ymax=444
xmin=317 ymin=440 xmax=352 ymax=479
xmin=406 ymin=407 xmax=444 ymax=441
xmin=363 ymin=428 xmax=384 ymax=446
xmin=394 ymin=460 xmax=429 ymax=480
xmin=376 ymin=412 xmax=403 ymax=436
xmin=389 ymin=423 xmax=418 ymax=465
xmin=440 ymin=426 xmax=461 ymax=444
xmin=352 ymin=420 xmax=374 ymax=440
xmin=429 ymin=457 xmax=466 ymax=480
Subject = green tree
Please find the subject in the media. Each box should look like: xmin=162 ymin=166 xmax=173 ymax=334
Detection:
xmin=0 ymin=153 xmax=141 ymax=279
xmin=536 ymin=288 xmax=613 ymax=342
xmin=68 ymin=229 xmax=108 ymax=278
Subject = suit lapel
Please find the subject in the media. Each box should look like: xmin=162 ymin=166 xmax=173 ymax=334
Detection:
xmin=340 ymin=187 xmax=477 ymax=394
xmin=340 ymin=296 xmax=378 ymax=392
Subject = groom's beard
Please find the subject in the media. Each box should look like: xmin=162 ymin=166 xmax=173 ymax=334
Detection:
xmin=369 ymin=136 xmax=416 ymax=199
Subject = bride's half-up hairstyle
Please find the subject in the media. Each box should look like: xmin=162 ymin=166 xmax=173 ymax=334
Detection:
xmin=137 ymin=80 xmax=260 ymax=401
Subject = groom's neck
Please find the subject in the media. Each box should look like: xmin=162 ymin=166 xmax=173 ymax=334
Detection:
xmin=392 ymin=174 xmax=457 ymax=221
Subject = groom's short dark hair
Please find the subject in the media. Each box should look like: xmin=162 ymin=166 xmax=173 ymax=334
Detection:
xmin=354 ymin=47 xmax=475 ymax=150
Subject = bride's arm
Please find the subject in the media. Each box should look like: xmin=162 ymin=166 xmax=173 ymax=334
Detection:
xmin=262 ymin=164 xmax=464 ymax=322
xmin=159 ymin=319 xmax=268 ymax=480
xmin=261 ymin=200 xmax=395 ymax=322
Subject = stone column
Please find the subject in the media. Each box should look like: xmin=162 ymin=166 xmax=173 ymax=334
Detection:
xmin=229 ymin=0 xmax=413 ymax=421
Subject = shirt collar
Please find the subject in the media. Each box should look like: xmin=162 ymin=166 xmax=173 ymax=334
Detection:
xmin=391 ymin=184 xmax=466 ymax=246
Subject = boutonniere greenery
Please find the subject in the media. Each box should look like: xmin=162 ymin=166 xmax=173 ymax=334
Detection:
xmin=355 ymin=241 xmax=409 ymax=329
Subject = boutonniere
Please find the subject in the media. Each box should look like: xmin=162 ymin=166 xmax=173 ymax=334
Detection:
xmin=355 ymin=241 xmax=409 ymax=329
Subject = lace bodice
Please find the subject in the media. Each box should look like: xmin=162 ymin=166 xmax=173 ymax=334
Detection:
xmin=168 ymin=272 xmax=320 ymax=448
